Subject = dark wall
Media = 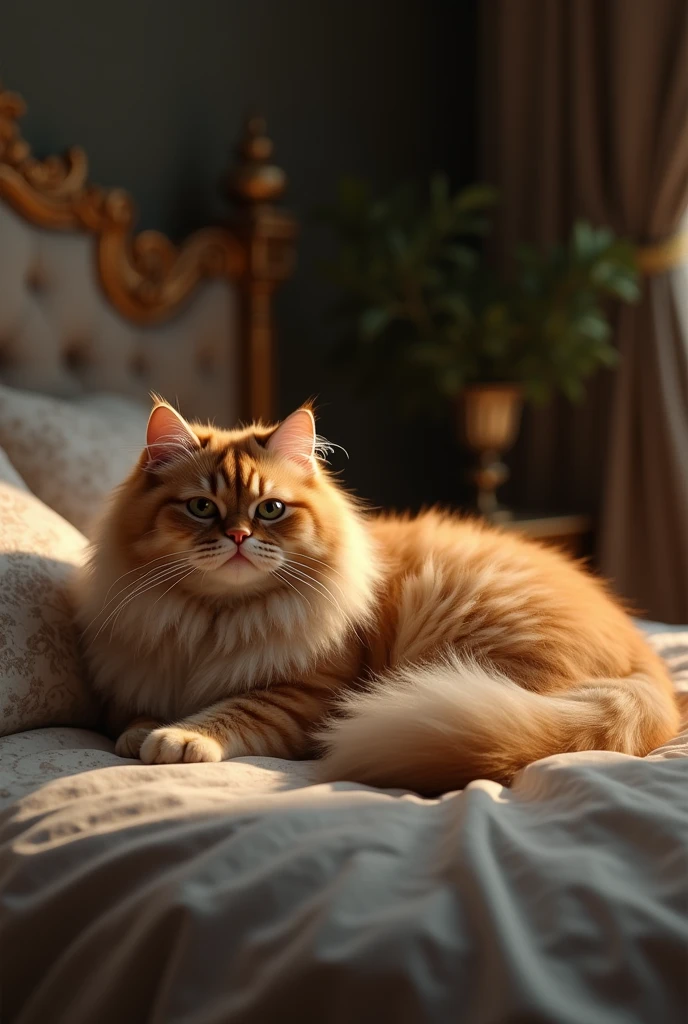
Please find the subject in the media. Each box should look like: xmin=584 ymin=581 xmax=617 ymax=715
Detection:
xmin=3 ymin=0 xmax=477 ymax=510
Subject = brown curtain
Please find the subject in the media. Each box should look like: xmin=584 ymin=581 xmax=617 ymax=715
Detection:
xmin=481 ymin=0 xmax=688 ymax=623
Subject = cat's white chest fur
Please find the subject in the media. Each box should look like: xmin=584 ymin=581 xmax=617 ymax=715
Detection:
xmin=83 ymin=580 xmax=343 ymax=722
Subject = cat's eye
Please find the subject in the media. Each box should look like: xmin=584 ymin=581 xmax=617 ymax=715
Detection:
xmin=255 ymin=499 xmax=286 ymax=521
xmin=187 ymin=497 xmax=219 ymax=519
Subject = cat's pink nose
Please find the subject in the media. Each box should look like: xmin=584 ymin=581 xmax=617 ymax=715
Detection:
xmin=226 ymin=527 xmax=251 ymax=545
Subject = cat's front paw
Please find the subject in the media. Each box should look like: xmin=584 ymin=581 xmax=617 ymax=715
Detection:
xmin=140 ymin=727 xmax=223 ymax=765
xmin=115 ymin=718 xmax=161 ymax=759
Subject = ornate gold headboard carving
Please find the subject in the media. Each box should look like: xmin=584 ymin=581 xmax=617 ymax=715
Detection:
xmin=0 ymin=85 xmax=297 ymax=421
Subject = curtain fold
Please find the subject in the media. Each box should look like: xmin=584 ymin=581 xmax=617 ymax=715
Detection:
xmin=481 ymin=0 xmax=688 ymax=622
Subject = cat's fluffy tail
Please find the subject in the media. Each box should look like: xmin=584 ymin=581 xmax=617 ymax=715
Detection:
xmin=317 ymin=653 xmax=678 ymax=794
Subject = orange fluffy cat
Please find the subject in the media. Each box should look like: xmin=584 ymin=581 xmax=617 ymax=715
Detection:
xmin=75 ymin=400 xmax=679 ymax=794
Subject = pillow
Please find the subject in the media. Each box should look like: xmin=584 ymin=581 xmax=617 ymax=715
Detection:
xmin=0 ymin=457 xmax=98 ymax=737
xmin=0 ymin=385 xmax=150 ymax=535
xmin=0 ymin=443 xmax=31 ymax=493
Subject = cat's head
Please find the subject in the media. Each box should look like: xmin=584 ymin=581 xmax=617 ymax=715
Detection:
xmin=107 ymin=399 xmax=373 ymax=606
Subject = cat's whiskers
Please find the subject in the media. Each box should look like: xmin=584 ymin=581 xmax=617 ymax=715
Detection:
xmin=150 ymin=566 xmax=199 ymax=611
xmin=283 ymin=556 xmax=352 ymax=602
xmin=105 ymin=565 xmax=194 ymax=642
xmin=277 ymin=563 xmax=357 ymax=633
xmin=251 ymin=541 xmax=299 ymax=572
xmin=89 ymin=563 xmax=193 ymax=645
xmin=287 ymin=550 xmax=350 ymax=583
xmin=83 ymin=557 xmax=194 ymax=636
xmin=101 ymin=549 xmax=200 ymax=607
xmin=95 ymin=565 xmax=189 ymax=634
xmin=273 ymin=569 xmax=314 ymax=613
xmin=280 ymin=561 xmax=367 ymax=645
xmin=212 ymin=539 xmax=363 ymax=639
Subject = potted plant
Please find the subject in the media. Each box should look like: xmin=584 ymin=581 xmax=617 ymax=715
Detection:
xmin=318 ymin=176 xmax=640 ymax=517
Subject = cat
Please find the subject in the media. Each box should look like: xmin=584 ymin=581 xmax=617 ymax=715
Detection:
xmin=74 ymin=399 xmax=680 ymax=794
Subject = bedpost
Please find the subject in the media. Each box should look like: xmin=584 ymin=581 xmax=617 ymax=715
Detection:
xmin=227 ymin=116 xmax=297 ymax=424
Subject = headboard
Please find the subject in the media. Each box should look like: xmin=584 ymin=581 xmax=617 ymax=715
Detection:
xmin=0 ymin=84 xmax=297 ymax=425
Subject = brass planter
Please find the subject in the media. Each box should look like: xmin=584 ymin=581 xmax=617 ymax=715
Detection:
xmin=459 ymin=384 xmax=524 ymax=520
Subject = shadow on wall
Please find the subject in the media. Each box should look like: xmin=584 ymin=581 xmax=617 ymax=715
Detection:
xmin=2 ymin=0 xmax=477 ymax=511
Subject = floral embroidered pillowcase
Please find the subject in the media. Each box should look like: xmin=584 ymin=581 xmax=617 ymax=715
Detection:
xmin=0 ymin=384 xmax=149 ymax=536
xmin=0 ymin=448 xmax=98 ymax=737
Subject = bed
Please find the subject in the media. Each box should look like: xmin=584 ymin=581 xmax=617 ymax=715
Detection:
xmin=0 ymin=84 xmax=687 ymax=1024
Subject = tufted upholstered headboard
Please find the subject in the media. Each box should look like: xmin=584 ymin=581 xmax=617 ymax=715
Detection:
xmin=0 ymin=84 xmax=297 ymax=425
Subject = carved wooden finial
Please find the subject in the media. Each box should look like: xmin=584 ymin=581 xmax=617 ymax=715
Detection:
xmin=0 ymin=84 xmax=298 ymax=422
xmin=0 ymin=83 xmax=90 ymax=209
xmin=224 ymin=113 xmax=297 ymax=422
xmin=227 ymin=115 xmax=287 ymax=205
xmin=0 ymin=84 xmax=31 ymax=169
xmin=0 ymin=82 xmax=241 ymax=320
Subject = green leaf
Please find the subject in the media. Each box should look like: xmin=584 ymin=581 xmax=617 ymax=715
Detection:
xmin=444 ymin=245 xmax=478 ymax=271
xmin=359 ymin=307 xmax=392 ymax=339
xmin=590 ymin=258 xmax=640 ymax=302
xmin=589 ymin=260 xmax=618 ymax=286
xmin=317 ymin=175 xmax=636 ymax=414
xmin=589 ymin=226 xmax=614 ymax=253
xmin=607 ymin=276 xmax=641 ymax=302
xmin=597 ymin=345 xmax=620 ymax=368
xmin=453 ymin=184 xmax=500 ymax=213
xmin=572 ymin=221 xmax=598 ymax=260
xmin=575 ymin=314 xmax=610 ymax=341
xmin=432 ymin=293 xmax=472 ymax=324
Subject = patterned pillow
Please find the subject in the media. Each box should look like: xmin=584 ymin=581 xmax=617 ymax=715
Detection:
xmin=0 ymin=444 xmax=30 ymax=493
xmin=0 ymin=384 xmax=150 ymax=535
xmin=0 ymin=456 xmax=98 ymax=737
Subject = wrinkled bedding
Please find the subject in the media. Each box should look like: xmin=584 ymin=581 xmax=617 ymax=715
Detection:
xmin=0 ymin=631 xmax=687 ymax=1024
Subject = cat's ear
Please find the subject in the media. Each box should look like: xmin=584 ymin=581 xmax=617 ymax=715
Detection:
xmin=265 ymin=407 xmax=317 ymax=474
xmin=145 ymin=402 xmax=199 ymax=468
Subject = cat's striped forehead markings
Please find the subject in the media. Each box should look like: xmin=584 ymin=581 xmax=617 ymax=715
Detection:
xmin=188 ymin=442 xmax=285 ymax=507
xmin=215 ymin=446 xmax=272 ymax=498
xmin=149 ymin=426 xmax=300 ymax=512
xmin=246 ymin=469 xmax=260 ymax=498
xmin=231 ymin=449 xmax=242 ymax=485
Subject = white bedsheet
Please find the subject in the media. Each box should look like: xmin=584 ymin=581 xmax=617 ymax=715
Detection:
xmin=0 ymin=631 xmax=686 ymax=1023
